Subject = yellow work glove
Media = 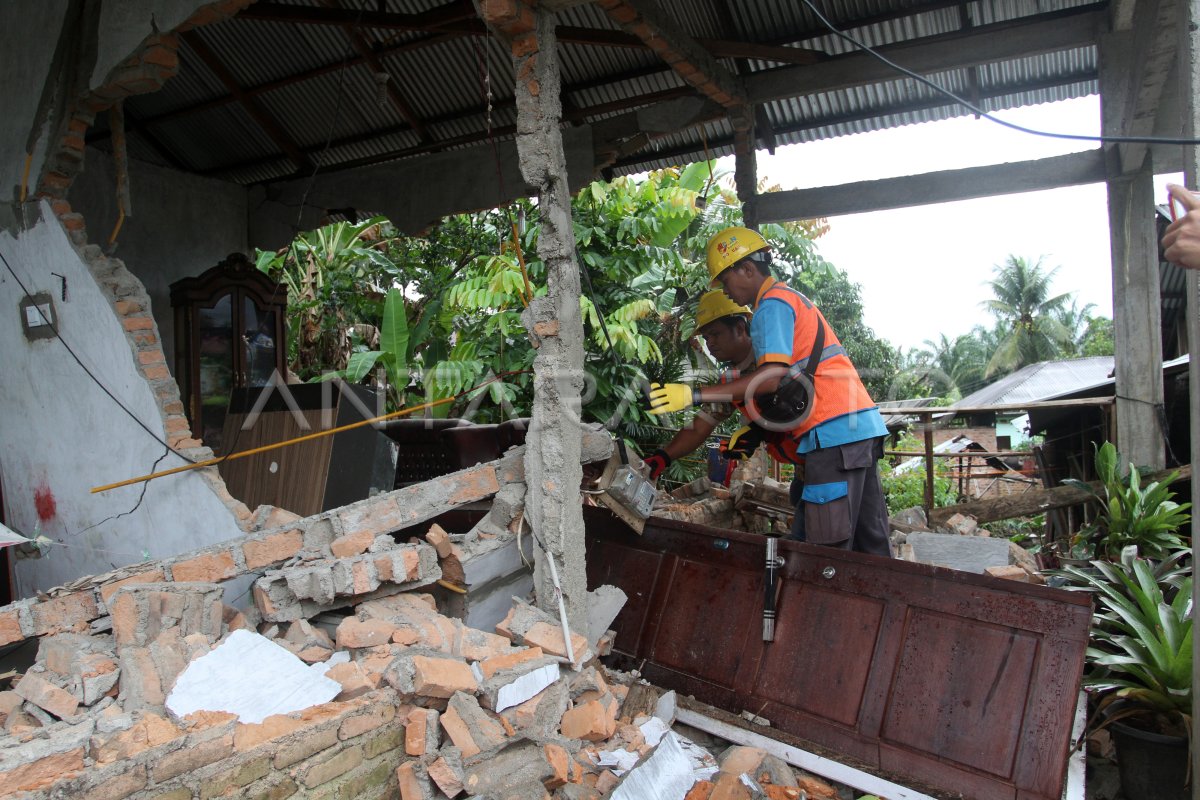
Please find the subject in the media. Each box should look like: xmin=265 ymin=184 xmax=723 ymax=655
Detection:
xmin=721 ymin=424 xmax=765 ymax=460
xmin=646 ymin=383 xmax=695 ymax=414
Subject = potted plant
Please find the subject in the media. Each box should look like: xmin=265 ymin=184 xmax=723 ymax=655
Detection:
xmin=1060 ymin=547 xmax=1193 ymax=800
xmin=1061 ymin=442 xmax=1191 ymax=562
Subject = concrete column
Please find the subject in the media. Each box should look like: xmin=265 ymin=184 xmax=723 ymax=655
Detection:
xmin=1105 ymin=162 xmax=1165 ymax=469
xmin=1100 ymin=32 xmax=1166 ymax=469
xmin=489 ymin=2 xmax=589 ymax=633
xmin=733 ymin=121 xmax=758 ymax=229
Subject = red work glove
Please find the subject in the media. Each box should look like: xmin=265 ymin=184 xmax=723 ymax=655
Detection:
xmin=642 ymin=449 xmax=672 ymax=480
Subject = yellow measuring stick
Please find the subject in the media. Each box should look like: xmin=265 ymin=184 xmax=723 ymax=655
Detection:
xmin=91 ymin=394 xmax=456 ymax=494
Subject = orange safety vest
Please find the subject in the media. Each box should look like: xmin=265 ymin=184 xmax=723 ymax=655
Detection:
xmin=753 ymin=278 xmax=877 ymax=442
xmin=718 ymin=368 xmax=803 ymax=465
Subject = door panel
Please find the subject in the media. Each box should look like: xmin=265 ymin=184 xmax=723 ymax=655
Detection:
xmin=584 ymin=507 xmax=1090 ymax=800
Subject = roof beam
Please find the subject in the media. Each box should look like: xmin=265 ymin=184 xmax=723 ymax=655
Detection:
xmin=237 ymin=1 xmax=479 ymax=33
xmin=746 ymin=150 xmax=1107 ymax=222
xmin=596 ymin=0 xmax=749 ymax=117
xmin=609 ymin=69 xmax=1097 ymax=170
xmin=746 ymin=4 xmax=1103 ymax=105
xmin=179 ymin=30 xmax=314 ymax=173
xmin=319 ymin=0 xmax=433 ymax=144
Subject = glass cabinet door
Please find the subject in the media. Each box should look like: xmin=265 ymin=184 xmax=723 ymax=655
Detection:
xmin=196 ymin=293 xmax=234 ymax=450
xmin=242 ymin=296 xmax=279 ymax=388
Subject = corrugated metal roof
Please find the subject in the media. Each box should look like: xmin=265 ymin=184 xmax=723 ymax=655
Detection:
xmin=110 ymin=0 xmax=1105 ymax=185
xmin=954 ymin=356 xmax=1116 ymax=407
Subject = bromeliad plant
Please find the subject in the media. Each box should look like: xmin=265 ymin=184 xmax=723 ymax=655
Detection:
xmin=1062 ymin=441 xmax=1191 ymax=560
xmin=1059 ymin=546 xmax=1192 ymax=738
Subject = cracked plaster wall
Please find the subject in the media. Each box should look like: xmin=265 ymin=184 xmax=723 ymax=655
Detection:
xmin=0 ymin=203 xmax=244 ymax=597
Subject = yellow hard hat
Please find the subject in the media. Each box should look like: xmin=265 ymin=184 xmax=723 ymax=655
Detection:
xmin=706 ymin=226 xmax=769 ymax=284
xmin=695 ymin=289 xmax=751 ymax=331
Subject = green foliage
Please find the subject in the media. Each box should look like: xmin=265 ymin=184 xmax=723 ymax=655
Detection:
xmin=1058 ymin=548 xmax=1192 ymax=734
xmin=1063 ymin=442 xmax=1192 ymax=560
xmin=256 ymin=166 xmax=900 ymax=440
xmin=982 ymin=255 xmax=1074 ymax=378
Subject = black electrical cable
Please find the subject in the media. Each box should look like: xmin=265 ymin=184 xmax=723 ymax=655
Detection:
xmin=796 ymin=0 xmax=1200 ymax=147
xmin=0 ymin=248 xmax=195 ymax=464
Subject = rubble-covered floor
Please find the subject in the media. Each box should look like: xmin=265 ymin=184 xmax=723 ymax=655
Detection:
xmin=0 ymin=527 xmax=865 ymax=800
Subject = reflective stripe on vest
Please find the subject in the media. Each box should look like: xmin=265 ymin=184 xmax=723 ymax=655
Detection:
xmin=757 ymin=282 xmax=877 ymax=439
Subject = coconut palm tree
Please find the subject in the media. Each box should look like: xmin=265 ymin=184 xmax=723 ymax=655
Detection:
xmin=982 ymin=255 xmax=1073 ymax=377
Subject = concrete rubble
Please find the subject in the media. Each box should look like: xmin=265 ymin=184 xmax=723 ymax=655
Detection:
xmin=0 ymin=528 xmax=846 ymax=800
xmin=651 ymin=473 xmax=1046 ymax=583
xmin=0 ymin=433 xmax=853 ymax=800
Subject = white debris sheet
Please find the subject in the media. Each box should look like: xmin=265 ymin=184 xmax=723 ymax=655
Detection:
xmin=608 ymin=731 xmax=719 ymax=800
xmin=166 ymin=629 xmax=341 ymax=724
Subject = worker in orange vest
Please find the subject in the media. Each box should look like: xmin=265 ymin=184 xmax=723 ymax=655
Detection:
xmin=642 ymin=290 xmax=805 ymax=483
xmin=647 ymin=227 xmax=892 ymax=556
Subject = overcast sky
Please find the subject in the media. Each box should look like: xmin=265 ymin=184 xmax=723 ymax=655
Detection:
xmin=743 ymin=95 xmax=1181 ymax=353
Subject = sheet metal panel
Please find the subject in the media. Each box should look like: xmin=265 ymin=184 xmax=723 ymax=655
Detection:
xmin=584 ymin=507 xmax=1091 ymax=800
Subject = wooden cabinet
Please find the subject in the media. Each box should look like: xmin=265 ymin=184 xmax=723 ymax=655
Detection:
xmin=170 ymin=253 xmax=286 ymax=453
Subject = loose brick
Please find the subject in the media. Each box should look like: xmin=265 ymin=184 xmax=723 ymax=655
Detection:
xmin=424 ymin=524 xmax=453 ymax=558
xmin=326 ymin=661 xmax=375 ymax=700
xmin=15 ymin=672 xmax=78 ymax=719
xmin=243 ymin=529 xmax=304 ymax=569
xmin=479 ymin=646 xmax=545 ymax=680
xmin=410 ymin=655 xmax=477 ymax=699
xmin=395 ymin=761 xmax=431 ymax=800
xmin=335 ymin=617 xmax=396 ymax=649
xmin=30 ymin=592 xmax=97 ymax=635
xmin=0 ymin=609 xmax=24 ymax=646
xmin=171 ymin=550 xmax=237 ymax=583
xmin=330 ymin=530 xmax=375 ymax=558
xmin=301 ymin=744 xmax=362 ymax=788
xmin=544 ymin=743 xmax=569 ymax=790
xmin=559 ymin=700 xmax=616 ymax=742
xmin=440 ymin=693 xmax=506 ymax=758
xmin=428 ymin=751 xmax=464 ymax=798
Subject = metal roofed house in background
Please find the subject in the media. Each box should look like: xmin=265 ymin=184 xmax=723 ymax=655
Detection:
xmin=952 ymin=356 xmax=1116 ymax=408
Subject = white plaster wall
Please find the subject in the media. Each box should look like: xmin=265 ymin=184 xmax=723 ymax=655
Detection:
xmin=69 ymin=148 xmax=249 ymax=373
xmin=0 ymin=203 xmax=243 ymax=597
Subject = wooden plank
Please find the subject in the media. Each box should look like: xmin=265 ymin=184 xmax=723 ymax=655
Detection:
xmin=676 ymin=704 xmax=940 ymax=800
xmin=587 ymin=509 xmax=1092 ymax=800
xmin=927 ymin=463 xmax=1191 ymax=525
xmin=749 ymin=150 xmax=1107 ymax=223
xmin=600 ymin=0 xmax=747 ymax=111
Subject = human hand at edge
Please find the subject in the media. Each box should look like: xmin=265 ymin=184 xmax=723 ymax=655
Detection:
xmin=1163 ymin=184 xmax=1200 ymax=270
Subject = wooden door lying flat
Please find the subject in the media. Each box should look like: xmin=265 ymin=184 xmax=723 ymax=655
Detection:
xmin=584 ymin=508 xmax=1091 ymax=800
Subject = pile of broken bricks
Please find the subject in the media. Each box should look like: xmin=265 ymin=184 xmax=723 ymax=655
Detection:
xmin=0 ymin=515 xmax=849 ymax=800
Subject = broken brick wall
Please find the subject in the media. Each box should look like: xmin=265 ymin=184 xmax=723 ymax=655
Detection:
xmin=0 ymin=1 xmax=259 ymax=597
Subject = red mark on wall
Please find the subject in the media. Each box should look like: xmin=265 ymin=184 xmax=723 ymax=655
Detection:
xmin=34 ymin=484 xmax=57 ymax=522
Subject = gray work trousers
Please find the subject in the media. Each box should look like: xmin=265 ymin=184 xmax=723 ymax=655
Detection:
xmin=788 ymin=437 xmax=893 ymax=557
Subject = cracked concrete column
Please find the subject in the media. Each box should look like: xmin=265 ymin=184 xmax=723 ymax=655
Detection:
xmin=481 ymin=0 xmax=588 ymax=633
